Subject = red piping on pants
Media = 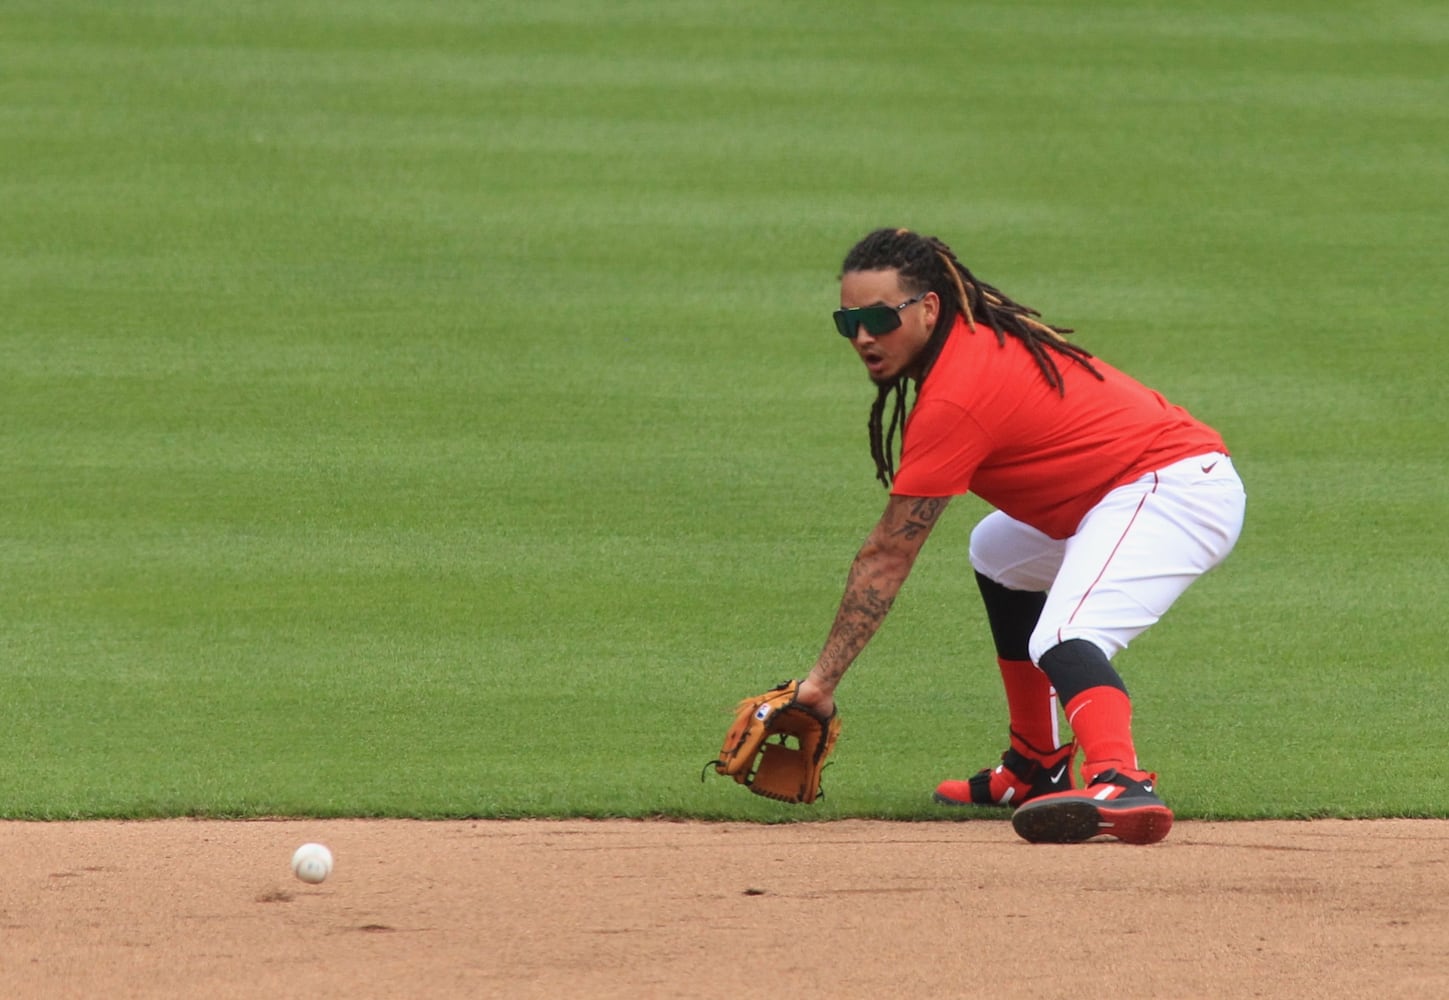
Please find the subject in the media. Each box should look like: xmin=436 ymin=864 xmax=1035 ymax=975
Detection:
xmin=1056 ymin=471 xmax=1160 ymax=646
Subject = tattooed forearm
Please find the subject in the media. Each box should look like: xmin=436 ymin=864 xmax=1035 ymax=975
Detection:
xmin=808 ymin=495 xmax=951 ymax=693
xmin=814 ymin=562 xmax=898 ymax=686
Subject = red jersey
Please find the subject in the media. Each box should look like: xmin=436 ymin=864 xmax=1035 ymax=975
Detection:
xmin=890 ymin=316 xmax=1226 ymax=539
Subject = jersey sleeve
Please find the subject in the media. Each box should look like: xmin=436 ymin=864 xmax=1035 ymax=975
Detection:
xmin=889 ymin=398 xmax=992 ymax=498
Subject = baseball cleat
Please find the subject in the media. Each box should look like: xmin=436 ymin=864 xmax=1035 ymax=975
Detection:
xmin=933 ymin=733 xmax=1077 ymax=808
xmin=1010 ymin=769 xmax=1173 ymax=845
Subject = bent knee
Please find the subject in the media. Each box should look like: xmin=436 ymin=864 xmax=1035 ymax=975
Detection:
xmin=970 ymin=512 xmax=1061 ymax=592
xmin=1028 ymin=626 xmax=1125 ymax=667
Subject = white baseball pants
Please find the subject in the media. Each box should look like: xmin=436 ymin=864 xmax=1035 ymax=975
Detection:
xmin=968 ymin=452 xmax=1246 ymax=665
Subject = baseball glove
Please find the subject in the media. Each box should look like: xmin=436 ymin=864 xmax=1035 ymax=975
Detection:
xmin=705 ymin=680 xmax=841 ymax=804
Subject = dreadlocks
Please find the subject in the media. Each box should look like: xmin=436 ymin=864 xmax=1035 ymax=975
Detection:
xmin=841 ymin=228 xmax=1103 ymax=487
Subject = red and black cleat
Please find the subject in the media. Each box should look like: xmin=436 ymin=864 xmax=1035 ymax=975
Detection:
xmin=933 ymin=732 xmax=1077 ymax=809
xmin=1010 ymin=769 xmax=1173 ymax=845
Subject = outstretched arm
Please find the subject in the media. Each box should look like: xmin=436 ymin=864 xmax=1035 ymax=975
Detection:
xmin=794 ymin=494 xmax=951 ymax=717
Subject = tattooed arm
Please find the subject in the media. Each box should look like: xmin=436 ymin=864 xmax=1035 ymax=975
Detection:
xmin=795 ymin=494 xmax=951 ymax=717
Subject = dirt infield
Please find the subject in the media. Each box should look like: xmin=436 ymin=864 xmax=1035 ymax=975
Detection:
xmin=2 ymin=818 xmax=1445 ymax=999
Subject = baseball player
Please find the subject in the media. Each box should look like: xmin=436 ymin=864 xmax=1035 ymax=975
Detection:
xmin=791 ymin=228 xmax=1246 ymax=844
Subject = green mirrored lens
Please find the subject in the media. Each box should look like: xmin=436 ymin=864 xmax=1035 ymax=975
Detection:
xmin=857 ymin=307 xmax=901 ymax=336
xmin=833 ymin=306 xmax=901 ymax=339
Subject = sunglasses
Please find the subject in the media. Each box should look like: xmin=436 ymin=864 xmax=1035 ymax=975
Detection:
xmin=832 ymin=291 xmax=929 ymax=339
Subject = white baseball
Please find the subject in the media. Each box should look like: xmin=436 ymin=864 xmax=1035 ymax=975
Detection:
xmin=291 ymin=842 xmax=334 ymax=884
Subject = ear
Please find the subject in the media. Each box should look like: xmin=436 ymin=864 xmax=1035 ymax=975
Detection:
xmin=923 ymin=290 xmax=942 ymax=329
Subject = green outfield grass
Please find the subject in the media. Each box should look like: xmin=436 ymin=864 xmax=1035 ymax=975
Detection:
xmin=3 ymin=1 xmax=1446 ymax=820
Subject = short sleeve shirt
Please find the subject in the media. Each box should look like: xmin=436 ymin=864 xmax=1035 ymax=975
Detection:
xmin=889 ymin=317 xmax=1227 ymax=539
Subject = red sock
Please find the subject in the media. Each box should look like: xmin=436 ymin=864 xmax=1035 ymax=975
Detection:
xmin=1063 ymin=685 xmax=1139 ymax=782
xmin=997 ymin=657 xmax=1061 ymax=751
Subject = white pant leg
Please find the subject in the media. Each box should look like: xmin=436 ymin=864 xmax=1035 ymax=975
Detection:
xmin=969 ymin=510 xmax=1065 ymax=592
xmin=1026 ymin=453 xmax=1246 ymax=664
